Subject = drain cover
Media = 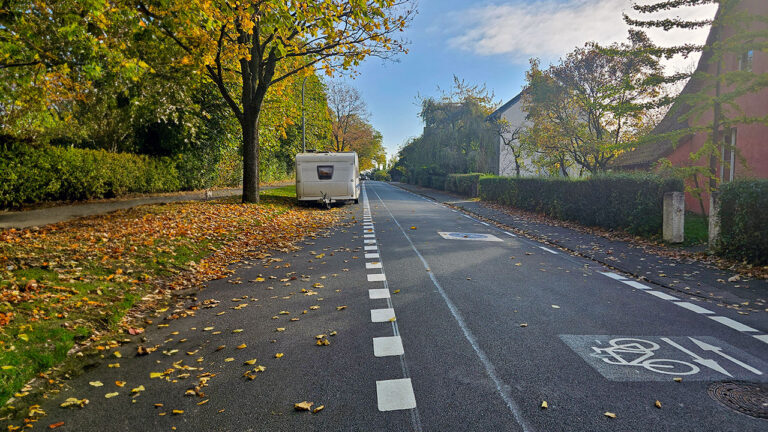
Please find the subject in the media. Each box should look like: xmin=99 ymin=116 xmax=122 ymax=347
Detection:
xmin=708 ymin=381 xmax=768 ymax=419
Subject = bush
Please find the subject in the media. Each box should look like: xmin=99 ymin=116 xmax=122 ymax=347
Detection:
xmin=373 ymin=170 xmax=391 ymax=181
xmin=479 ymin=174 xmax=683 ymax=236
xmin=446 ymin=173 xmax=483 ymax=197
xmin=717 ymin=180 xmax=768 ymax=265
xmin=0 ymin=144 xmax=181 ymax=208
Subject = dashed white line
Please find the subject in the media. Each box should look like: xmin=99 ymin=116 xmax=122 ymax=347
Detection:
xmin=367 ymin=273 xmax=386 ymax=282
xmin=365 ymin=253 xmax=380 ymax=259
xmin=620 ymin=280 xmax=651 ymax=290
xmin=373 ymin=336 xmax=405 ymax=357
xmin=503 ymin=231 xmax=516 ymax=237
xmin=371 ymin=308 xmax=396 ymax=322
xmin=675 ymin=302 xmax=715 ymax=315
xmin=364 ymin=239 xmax=377 ymax=244
xmin=366 ymin=262 xmax=383 ymax=269
xmin=539 ymin=246 xmax=558 ymax=255
xmin=753 ymin=335 xmax=768 ymax=345
xmin=369 ymin=288 xmax=391 ymax=299
xmin=364 ymin=234 xmax=376 ymax=238
xmin=599 ymin=271 xmax=627 ymax=281
xmin=364 ymin=245 xmax=378 ymax=251
xmin=708 ymin=316 xmax=759 ymax=333
xmin=645 ymin=290 xmax=680 ymax=301
xmin=376 ymin=379 xmax=417 ymax=411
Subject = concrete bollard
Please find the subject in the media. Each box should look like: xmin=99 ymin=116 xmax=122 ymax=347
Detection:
xmin=663 ymin=192 xmax=685 ymax=243
xmin=708 ymin=192 xmax=720 ymax=251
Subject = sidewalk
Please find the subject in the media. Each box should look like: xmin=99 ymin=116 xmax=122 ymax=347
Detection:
xmin=0 ymin=183 xmax=289 ymax=229
xmin=394 ymin=182 xmax=767 ymax=321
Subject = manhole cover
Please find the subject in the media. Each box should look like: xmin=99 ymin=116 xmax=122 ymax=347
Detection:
xmin=708 ymin=381 xmax=768 ymax=419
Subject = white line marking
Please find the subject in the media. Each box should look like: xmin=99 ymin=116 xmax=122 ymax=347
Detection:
xmin=371 ymin=308 xmax=396 ymax=322
xmin=367 ymin=273 xmax=386 ymax=282
xmin=503 ymin=231 xmax=516 ymax=237
xmin=709 ymin=316 xmax=759 ymax=333
xmin=365 ymin=253 xmax=380 ymax=259
xmin=661 ymin=337 xmax=732 ymax=377
xmin=369 ymin=288 xmax=391 ymax=299
xmin=688 ymin=337 xmax=762 ymax=375
xmin=479 ymin=222 xmax=490 ymax=226
xmin=373 ymin=336 xmax=404 ymax=357
xmin=370 ymin=186 xmax=533 ymax=432
xmin=366 ymin=262 xmax=382 ymax=269
xmin=364 ymin=234 xmax=376 ymax=238
xmin=364 ymin=239 xmax=377 ymax=244
xmin=754 ymin=335 xmax=768 ymax=345
xmin=364 ymin=245 xmax=378 ymax=251
xmin=646 ymin=290 xmax=680 ymax=301
xmin=462 ymin=214 xmax=473 ymax=219
xmin=620 ymin=280 xmax=651 ymax=290
xmin=599 ymin=272 xmax=627 ymax=281
xmin=539 ymin=246 xmax=558 ymax=255
xmin=376 ymin=379 xmax=416 ymax=411
xmin=675 ymin=302 xmax=714 ymax=315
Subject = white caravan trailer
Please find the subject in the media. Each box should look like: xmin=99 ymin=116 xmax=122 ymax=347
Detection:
xmin=295 ymin=152 xmax=360 ymax=207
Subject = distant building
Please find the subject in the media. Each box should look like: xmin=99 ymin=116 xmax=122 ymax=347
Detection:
xmin=612 ymin=0 xmax=768 ymax=214
xmin=486 ymin=92 xmax=539 ymax=177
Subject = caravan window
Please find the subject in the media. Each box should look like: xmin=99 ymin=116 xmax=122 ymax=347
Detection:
xmin=317 ymin=165 xmax=334 ymax=180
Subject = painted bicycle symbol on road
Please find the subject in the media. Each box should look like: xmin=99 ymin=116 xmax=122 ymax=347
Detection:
xmin=591 ymin=338 xmax=700 ymax=375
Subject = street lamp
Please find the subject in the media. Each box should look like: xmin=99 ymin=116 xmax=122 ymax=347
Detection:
xmin=301 ymin=75 xmax=308 ymax=153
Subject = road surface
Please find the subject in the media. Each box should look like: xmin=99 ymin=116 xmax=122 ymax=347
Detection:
xmin=16 ymin=181 xmax=768 ymax=431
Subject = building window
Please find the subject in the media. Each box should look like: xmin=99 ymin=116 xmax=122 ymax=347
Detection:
xmin=739 ymin=49 xmax=754 ymax=72
xmin=720 ymin=128 xmax=736 ymax=183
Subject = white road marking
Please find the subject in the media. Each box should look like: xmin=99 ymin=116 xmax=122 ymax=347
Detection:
xmin=371 ymin=308 xmax=396 ymax=322
xmin=373 ymin=336 xmax=405 ymax=357
xmin=366 ymin=262 xmax=383 ymax=269
xmin=599 ymin=272 xmax=627 ymax=281
xmin=620 ymin=280 xmax=651 ymax=290
xmin=688 ymin=337 xmax=762 ymax=375
xmin=364 ymin=245 xmax=378 ymax=251
xmin=437 ymin=232 xmax=503 ymax=242
xmin=539 ymin=246 xmax=558 ymax=255
xmin=708 ymin=316 xmax=759 ymax=333
xmin=503 ymin=231 xmax=516 ymax=237
xmin=661 ymin=337 xmax=732 ymax=377
xmin=364 ymin=234 xmax=376 ymax=238
xmin=753 ymin=335 xmax=768 ymax=345
xmin=365 ymin=253 xmax=380 ymax=259
xmin=479 ymin=221 xmax=490 ymax=226
xmin=376 ymin=379 xmax=417 ymax=411
xmin=369 ymin=288 xmax=391 ymax=299
xmin=462 ymin=214 xmax=473 ymax=220
xmin=646 ymin=290 xmax=680 ymax=301
xmin=364 ymin=239 xmax=377 ymax=244
xmin=675 ymin=302 xmax=714 ymax=315
xmin=368 ymin=273 xmax=386 ymax=282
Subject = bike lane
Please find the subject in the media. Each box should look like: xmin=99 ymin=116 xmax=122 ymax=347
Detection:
xmin=366 ymin=181 xmax=768 ymax=432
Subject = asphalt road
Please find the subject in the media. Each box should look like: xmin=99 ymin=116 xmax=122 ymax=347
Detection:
xmin=15 ymin=181 xmax=768 ymax=431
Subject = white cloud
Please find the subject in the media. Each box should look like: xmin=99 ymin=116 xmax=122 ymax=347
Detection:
xmin=443 ymin=0 xmax=717 ymax=72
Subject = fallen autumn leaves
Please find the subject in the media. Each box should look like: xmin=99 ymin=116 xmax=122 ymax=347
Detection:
xmin=0 ymin=190 xmax=340 ymax=416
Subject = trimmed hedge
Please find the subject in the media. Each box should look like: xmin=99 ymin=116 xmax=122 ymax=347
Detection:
xmin=717 ymin=180 xmax=768 ymax=265
xmin=1 ymin=145 xmax=181 ymax=208
xmin=446 ymin=173 xmax=483 ymax=197
xmin=479 ymin=174 xmax=683 ymax=236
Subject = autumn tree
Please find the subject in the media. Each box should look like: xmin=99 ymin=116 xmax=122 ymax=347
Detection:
xmin=623 ymin=0 xmax=768 ymax=194
xmin=522 ymin=38 xmax=664 ymax=175
xmin=136 ymin=1 xmax=414 ymax=202
xmin=326 ymin=80 xmax=367 ymax=152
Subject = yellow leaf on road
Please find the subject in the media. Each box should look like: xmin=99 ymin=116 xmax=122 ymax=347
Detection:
xmin=294 ymin=401 xmax=313 ymax=411
xmin=654 ymin=400 xmax=662 ymax=409
xmin=113 ymin=351 xmax=122 ymax=358
xmin=236 ymin=344 xmax=247 ymax=349
xmin=224 ymin=358 xmax=235 ymax=362
xmin=275 ymin=353 xmax=284 ymax=358
xmin=131 ymin=386 xmax=145 ymax=394
xmin=60 ymin=398 xmax=88 ymax=408
xmin=244 ymin=359 xmax=258 ymax=365
xmin=232 ymin=329 xmax=243 ymax=333
xmin=336 ymin=305 xmax=347 ymax=311
xmin=89 ymin=381 xmax=103 ymax=387
xmin=276 ymin=328 xmax=286 ymax=332
xmin=104 ymin=392 xmax=119 ymax=399
xmin=313 ymin=405 xmax=325 ymax=413
xmin=172 ymin=410 xmax=184 ymax=415
xmin=541 ymin=401 xmax=548 ymax=409
xmin=150 ymin=372 xmax=164 ymax=379
xmin=604 ymin=412 xmax=616 ymax=418
xmin=115 ymin=381 xmax=126 ymax=387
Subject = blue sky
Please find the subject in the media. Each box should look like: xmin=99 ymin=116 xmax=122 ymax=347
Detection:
xmin=338 ymin=0 xmax=715 ymax=160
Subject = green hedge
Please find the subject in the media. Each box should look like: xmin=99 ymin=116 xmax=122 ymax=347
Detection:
xmin=717 ymin=180 xmax=768 ymax=265
xmin=479 ymin=174 xmax=683 ymax=236
xmin=0 ymin=145 xmax=181 ymax=208
xmin=446 ymin=173 xmax=483 ymax=197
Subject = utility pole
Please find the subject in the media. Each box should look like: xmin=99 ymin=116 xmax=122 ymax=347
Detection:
xmin=302 ymin=76 xmax=308 ymax=153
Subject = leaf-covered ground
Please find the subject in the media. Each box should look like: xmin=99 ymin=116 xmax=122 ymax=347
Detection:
xmin=0 ymin=186 xmax=340 ymax=411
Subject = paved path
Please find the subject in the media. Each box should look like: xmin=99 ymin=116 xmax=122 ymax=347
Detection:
xmin=9 ymin=181 xmax=767 ymax=431
xmin=0 ymin=185 xmax=288 ymax=229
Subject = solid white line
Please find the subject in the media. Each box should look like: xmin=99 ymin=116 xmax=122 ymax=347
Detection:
xmin=364 ymin=245 xmax=378 ymax=251
xmin=376 ymin=378 xmax=416 ymax=411
xmin=369 ymin=288 xmax=391 ymax=299
xmin=371 ymin=308 xmax=396 ymax=322
xmin=368 ymin=273 xmax=386 ymax=282
xmin=370 ymin=186 xmax=533 ymax=432
xmin=675 ymin=302 xmax=714 ymax=315
xmin=646 ymin=290 xmax=680 ymax=301
xmin=539 ymin=246 xmax=558 ymax=255
xmin=753 ymin=335 xmax=768 ymax=345
xmin=621 ymin=280 xmax=651 ymax=290
xmin=365 ymin=253 xmax=380 ymax=259
xmin=373 ymin=336 xmax=404 ymax=357
xmin=366 ymin=262 xmax=383 ymax=269
xmin=709 ymin=316 xmax=759 ymax=333
xmin=599 ymin=271 xmax=627 ymax=281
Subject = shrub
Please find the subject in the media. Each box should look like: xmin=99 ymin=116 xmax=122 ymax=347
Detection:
xmin=446 ymin=173 xmax=483 ymax=197
xmin=373 ymin=169 xmax=391 ymax=181
xmin=717 ymin=180 xmax=768 ymax=265
xmin=0 ymin=144 xmax=181 ymax=208
xmin=479 ymin=173 xmax=683 ymax=236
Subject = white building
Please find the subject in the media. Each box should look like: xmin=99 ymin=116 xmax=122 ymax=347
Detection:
xmin=486 ymin=92 xmax=539 ymax=177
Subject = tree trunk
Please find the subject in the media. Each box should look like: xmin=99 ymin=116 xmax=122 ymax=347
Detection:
xmin=242 ymin=108 xmax=260 ymax=203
